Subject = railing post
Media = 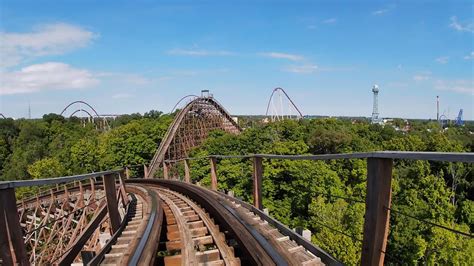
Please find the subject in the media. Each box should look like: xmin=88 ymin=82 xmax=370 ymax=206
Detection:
xmin=143 ymin=164 xmax=149 ymax=178
xmin=163 ymin=162 xmax=169 ymax=180
xmin=119 ymin=171 xmax=129 ymax=206
xmin=252 ymin=156 xmax=263 ymax=209
xmin=361 ymin=158 xmax=393 ymax=266
xmin=103 ymin=173 xmax=121 ymax=233
xmin=184 ymin=159 xmax=191 ymax=183
xmin=125 ymin=167 xmax=130 ymax=179
xmin=210 ymin=157 xmax=218 ymax=190
xmin=0 ymin=188 xmax=28 ymax=265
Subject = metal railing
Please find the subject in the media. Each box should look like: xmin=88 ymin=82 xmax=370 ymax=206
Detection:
xmin=160 ymin=151 xmax=474 ymax=265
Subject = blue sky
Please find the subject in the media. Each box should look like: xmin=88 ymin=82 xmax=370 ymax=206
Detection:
xmin=0 ymin=1 xmax=473 ymax=120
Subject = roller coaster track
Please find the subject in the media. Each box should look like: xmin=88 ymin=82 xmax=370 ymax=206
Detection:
xmin=1 ymin=94 xmax=472 ymax=265
xmin=0 ymin=174 xmax=337 ymax=265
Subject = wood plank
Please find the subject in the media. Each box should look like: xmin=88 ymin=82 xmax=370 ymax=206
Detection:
xmin=0 ymin=189 xmax=14 ymax=266
xmin=1 ymin=188 xmax=28 ymax=265
xmin=210 ymin=157 xmax=218 ymax=190
xmin=103 ymin=174 xmax=121 ymax=233
xmin=184 ymin=159 xmax=191 ymax=183
xmin=361 ymin=158 xmax=393 ymax=266
xmin=252 ymin=156 xmax=263 ymax=210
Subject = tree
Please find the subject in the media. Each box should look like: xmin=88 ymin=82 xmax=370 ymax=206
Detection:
xmin=27 ymin=158 xmax=65 ymax=179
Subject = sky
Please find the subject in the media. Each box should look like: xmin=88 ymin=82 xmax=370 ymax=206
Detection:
xmin=0 ymin=0 xmax=473 ymax=120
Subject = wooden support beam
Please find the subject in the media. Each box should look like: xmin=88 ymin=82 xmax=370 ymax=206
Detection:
xmin=118 ymin=172 xmax=129 ymax=206
xmin=58 ymin=205 xmax=107 ymax=265
xmin=361 ymin=158 xmax=393 ymax=266
xmin=184 ymin=159 xmax=191 ymax=183
xmin=0 ymin=188 xmax=28 ymax=265
xmin=163 ymin=162 xmax=169 ymax=180
xmin=0 ymin=190 xmax=14 ymax=265
xmin=103 ymin=174 xmax=121 ymax=234
xmin=125 ymin=167 xmax=130 ymax=179
xmin=143 ymin=164 xmax=149 ymax=179
xmin=252 ymin=156 xmax=263 ymax=210
xmin=210 ymin=157 xmax=218 ymax=190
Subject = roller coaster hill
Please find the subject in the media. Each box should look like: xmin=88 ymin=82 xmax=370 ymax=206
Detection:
xmin=0 ymin=91 xmax=472 ymax=266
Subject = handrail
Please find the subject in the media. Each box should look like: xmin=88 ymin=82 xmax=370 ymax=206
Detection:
xmin=163 ymin=151 xmax=474 ymax=163
xmin=161 ymin=150 xmax=474 ymax=265
xmin=0 ymin=169 xmax=123 ymax=189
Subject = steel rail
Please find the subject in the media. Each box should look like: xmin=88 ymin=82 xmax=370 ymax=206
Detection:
xmin=0 ymin=169 xmax=123 ymax=189
xmin=69 ymin=109 xmax=94 ymax=118
xmin=265 ymin=87 xmax=304 ymax=118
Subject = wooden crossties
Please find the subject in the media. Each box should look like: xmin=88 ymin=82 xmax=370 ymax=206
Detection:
xmin=361 ymin=158 xmax=393 ymax=266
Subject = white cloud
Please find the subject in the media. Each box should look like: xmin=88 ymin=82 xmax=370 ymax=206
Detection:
xmin=434 ymin=79 xmax=474 ymax=95
xmin=435 ymin=56 xmax=449 ymax=64
xmin=284 ymin=64 xmax=318 ymax=74
xmin=322 ymin=18 xmax=337 ymax=24
xmin=1 ymin=23 xmax=97 ymax=68
xmin=0 ymin=62 xmax=99 ymax=95
xmin=413 ymin=71 xmax=432 ymax=81
xmin=372 ymin=5 xmax=395 ymax=16
xmin=449 ymin=16 xmax=474 ymax=33
xmin=167 ymin=49 xmax=234 ymax=56
xmin=259 ymin=52 xmax=305 ymax=61
xmin=372 ymin=9 xmax=389 ymax=15
xmin=112 ymin=93 xmax=134 ymax=99
xmin=464 ymin=52 xmax=474 ymax=60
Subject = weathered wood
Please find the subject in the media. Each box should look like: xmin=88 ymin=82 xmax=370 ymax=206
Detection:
xmin=103 ymin=174 xmax=121 ymax=233
xmin=210 ymin=157 xmax=218 ymax=190
xmin=0 ymin=169 xmax=122 ymax=190
xmin=163 ymin=162 xmax=169 ymax=180
xmin=144 ymin=164 xmax=149 ymax=178
xmin=125 ymin=167 xmax=130 ymax=179
xmin=361 ymin=158 xmax=393 ymax=266
xmin=252 ymin=156 xmax=263 ymax=210
xmin=0 ymin=188 xmax=28 ymax=265
xmin=58 ymin=204 xmax=107 ymax=265
xmin=118 ymin=172 xmax=129 ymax=206
xmin=184 ymin=159 xmax=191 ymax=183
xmin=0 ymin=190 xmax=14 ymax=265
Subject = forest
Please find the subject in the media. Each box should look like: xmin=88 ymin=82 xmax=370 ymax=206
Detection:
xmin=0 ymin=112 xmax=472 ymax=265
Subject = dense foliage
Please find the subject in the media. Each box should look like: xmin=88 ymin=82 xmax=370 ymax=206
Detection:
xmin=187 ymin=119 xmax=474 ymax=265
xmin=0 ymin=113 xmax=472 ymax=265
xmin=0 ymin=111 xmax=173 ymax=181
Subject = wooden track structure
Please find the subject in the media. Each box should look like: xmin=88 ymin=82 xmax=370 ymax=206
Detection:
xmin=147 ymin=96 xmax=241 ymax=178
xmin=0 ymin=94 xmax=473 ymax=265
